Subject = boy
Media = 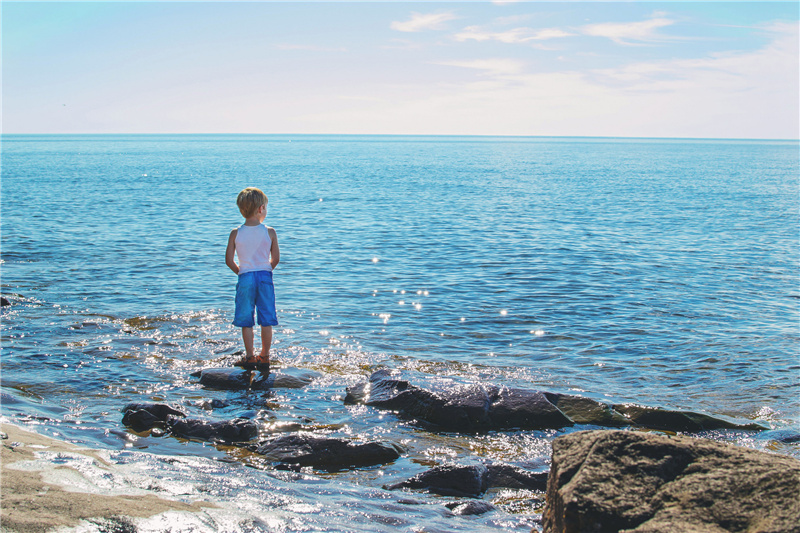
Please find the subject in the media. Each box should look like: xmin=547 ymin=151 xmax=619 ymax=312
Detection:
xmin=226 ymin=187 xmax=280 ymax=371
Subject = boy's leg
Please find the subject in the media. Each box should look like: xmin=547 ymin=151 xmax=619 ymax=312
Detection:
xmin=233 ymin=272 xmax=258 ymax=366
xmin=259 ymin=326 xmax=272 ymax=361
xmin=242 ymin=327 xmax=256 ymax=359
xmin=253 ymin=271 xmax=277 ymax=364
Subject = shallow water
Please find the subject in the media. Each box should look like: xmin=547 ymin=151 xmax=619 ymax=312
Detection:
xmin=2 ymin=134 xmax=798 ymax=530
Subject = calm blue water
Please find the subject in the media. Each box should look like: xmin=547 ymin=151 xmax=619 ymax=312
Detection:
xmin=1 ymin=134 xmax=798 ymax=531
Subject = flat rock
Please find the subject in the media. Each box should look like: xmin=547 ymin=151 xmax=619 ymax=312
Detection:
xmin=385 ymin=462 xmax=547 ymax=497
xmin=167 ymin=416 xmax=258 ymax=444
xmin=346 ymin=371 xmax=766 ymax=433
xmin=252 ymin=434 xmax=403 ymax=470
xmin=197 ymin=367 xmax=321 ymax=391
xmin=543 ymin=429 xmax=800 ymax=533
xmin=445 ymin=500 xmax=497 ymax=516
xmin=612 ymin=403 xmax=767 ymax=432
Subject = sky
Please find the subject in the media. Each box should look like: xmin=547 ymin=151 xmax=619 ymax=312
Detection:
xmin=2 ymin=1 xmax=798 ymax=139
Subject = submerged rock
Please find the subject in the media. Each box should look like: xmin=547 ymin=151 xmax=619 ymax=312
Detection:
xmin=445 ymin=500 xmax=497 ymax=516
xmin=167 ymin=416 xmax=258 ymax=444
xmin=346 ymin=371 xmax=766 ymax=433
xmin=543 ymin=430 xmax=800 ymax=533
xmin=760 ymin=429 xmax=800 ymax=444
xmin=121 ymin=403 xmax=186 ymax=432
xmin=197 ymin=367 xmax=321 ymax=391
xmin=612 ymin=403 xmax=767 ymax=432
xmin=252 ymin=434 xmax=403 ymax=470
xmin=385 ymin=462 xmax=547 ymax=497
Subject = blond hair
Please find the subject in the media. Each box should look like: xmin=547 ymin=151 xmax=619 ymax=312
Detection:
xmin=236 ymin=187 xmax=268 ymax=218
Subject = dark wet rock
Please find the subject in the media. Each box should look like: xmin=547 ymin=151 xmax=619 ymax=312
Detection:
xmin=486 ymin=463 xmax=548 ymax=491
xmin=488 ymin=387 xmax=573 ymax=430
xmin=346 ymin=372 xmax=571 ymax=432
xmin=252 ymin=434 xmax=403 ymax=470
xmin=197 ymin=367 xmax=321 ymax=391
xmin=387 ymin=464 xmax=489 ymax=497
xmin=121 ymin=403 xmax=186 ymax=432
xmin=544 ymin=392 xmax=629 ymax=427
xmin=167 ymin=416 xmax=258 ymax=444
xmin=612 ymin=403 xmax=768 ymax=432
xmin=445 ymin=500 xmax=497 ymax=516
xmin=1 ymin=297 xmax=10 ymax=306
xmin=347 ymin=371 xmax=766 ymax=433
xmin=122 ymin=409 xmax=164 ymax=432
xmin=543 ymin=429 xmax=800 ymax=533
xmin=386 ymin=461 xmax=548 ymax=497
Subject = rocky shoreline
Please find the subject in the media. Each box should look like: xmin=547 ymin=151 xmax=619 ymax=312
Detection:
xmin=3 ymin=367 xmax=798 ymax=532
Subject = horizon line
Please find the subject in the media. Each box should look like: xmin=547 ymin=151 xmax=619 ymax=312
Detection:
xmin=1 ymin=132 xmax=798 ymax=142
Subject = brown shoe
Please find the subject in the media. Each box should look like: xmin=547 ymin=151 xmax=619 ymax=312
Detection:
xmin=233 ymin=356 xmax=257 ymax=371
xmin=254 ymin=355 xmax=270 ymax=373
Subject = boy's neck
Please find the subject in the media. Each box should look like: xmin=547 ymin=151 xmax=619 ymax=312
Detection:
xmin=243 ymin=216 xmax=262 ymax=226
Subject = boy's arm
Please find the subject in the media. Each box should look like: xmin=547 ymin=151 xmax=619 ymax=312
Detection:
xmin=269 ymin=227 xmax=280 ymax=269
xmin=225 ymin=229 xmax=239 ymax=274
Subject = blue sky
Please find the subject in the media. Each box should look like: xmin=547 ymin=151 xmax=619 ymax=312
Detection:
xmin=3 ymin=1 xmax=798 ymax=138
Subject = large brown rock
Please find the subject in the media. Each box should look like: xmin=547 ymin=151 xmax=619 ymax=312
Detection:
xmin=543 ymin=430 xmax=800 ymax=533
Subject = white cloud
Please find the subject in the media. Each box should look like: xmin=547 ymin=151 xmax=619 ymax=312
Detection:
xmin=436 ymin=58 xmax=526 ymax=76
xmin=454 ymin=25 xmax=573 ymax=44
xmin=391 ymin=12 xmax=458 ymax=33
xmin=297 ymin=22 xmax=798 ymax=139
xmin=582 ymin=16 xmax=676 ymax=45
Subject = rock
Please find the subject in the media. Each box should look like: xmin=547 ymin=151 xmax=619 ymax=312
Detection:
xmin=387 ymin=464 xmax=489 ymax=497
xmin=1 ymin=297 xmax=10 ymax=306
xmin=542 ymin=430 xmax=800 ymax=533
xmin=122 ymin=409 xmax=164 ymax=432
xmin=167 ymin=417 xmax=258 ymax=444
xmin=347 ymin=372 xmax=571 ymax=432
xmin=121 ymin=403 xmax=186 ymax=432
xmin=385 ymin=462 xmax=548 ymax=497
xmin=445 ymin=500 xmax=497 ymax=516
xmin=347 ymin=371 xmax=766 ymax=433
xmin=197 ymin=399 xmax=230 ymax=410
xmin=198 ymin=367 xmax=321 ymax=391
xmin=545 ymin=393 xmax=629 ymax=427
xmin=486 ymin=463 xmax=548 ymax=492
xmin=760 ymin=429 xmax=800 ymax=444
xmin=612 ymin=404 xmax=767 ymax=432
xmin=488 ymin=387 xmax=574 ymax=430
xmin=252 ymin=434 xmax=403 ymax=470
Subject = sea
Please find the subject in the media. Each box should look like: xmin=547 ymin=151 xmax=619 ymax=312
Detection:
xmin=1 ymin=134 xmax=798 ymax=532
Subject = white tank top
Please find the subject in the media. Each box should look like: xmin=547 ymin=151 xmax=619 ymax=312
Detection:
xmin=235 ymin=224 xmax=273 ymax=274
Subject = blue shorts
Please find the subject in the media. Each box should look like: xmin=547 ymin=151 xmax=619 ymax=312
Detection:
xmin=233 ymin=270 xmax=278 ymax=328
